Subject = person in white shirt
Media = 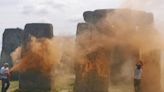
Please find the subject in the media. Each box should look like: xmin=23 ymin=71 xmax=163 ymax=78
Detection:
xmin=134 ymin=60 xmax=143 ymax=92
xmin=0 ymin=63 xmax=10 ymax=92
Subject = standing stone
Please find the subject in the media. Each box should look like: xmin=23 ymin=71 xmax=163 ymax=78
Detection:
xmin=75 ymin=9 xmax=161 ymax=92
xmin=0 ymin=28 xmax=23 ymax=80
xmin=23 ymin=23 xmax=53 ymax=48
xmin=76 ymin=23 xmax=92 ymax=35
xmin=75 ymin=23 xmax=110 ymax=92
xmin=1 ymin=28 xmax=23 ymax=67
xmin=19 ymin=23 xmax=53 ymax=91
xmin=141 ymin=50 xmax=161 ymax=92
xmin=83 ymin=9 xmax=114 ymax=24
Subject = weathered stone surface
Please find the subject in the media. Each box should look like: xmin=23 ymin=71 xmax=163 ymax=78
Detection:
xmin=24 ymin=23 xmax=53 ymax=38
xmin=19 ymin=23 xmax=54 ymax=91
xmin=76 ymin=23 xmax=94 ymax=50
xmin=0 ymin=28 xmax=23 ymax=67
xmin=0 ymin=28 xmax=23 ymax=80
xmin=74 ymin=50 xmax=110 ymax=92
xmin=83 ymin=9 xmax=114 ymax=23
xmin=141 ymin=50 xmax=161 ymax=92
xmin=76 ymin=23 xmax=91 ymax=35
xmin=83 ymin=9 xmax=154 ymax=25
xmin=75 ymin=23 xmax=110 ymax=92
xmin=23 ymin=23 xmax=53 ymax=48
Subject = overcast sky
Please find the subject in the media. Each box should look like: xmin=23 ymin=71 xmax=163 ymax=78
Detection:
xmin=0 ymin=0 xmax=125 ymax=52
xmin=0 ymin=0 xmax=164 ymax=52
xmin=0 ymin=0 xmax=124 ymax=35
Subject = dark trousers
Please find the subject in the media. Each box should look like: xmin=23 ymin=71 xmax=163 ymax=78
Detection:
xmin=1 ymin=78 xmax=10 ymax=92
xmin=134 ymin=79 xmax=141 ymax=92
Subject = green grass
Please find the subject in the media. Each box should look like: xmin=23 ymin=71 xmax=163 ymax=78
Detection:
xmin=54 ymin=75 xmax=75 ymax=92
xmin=0 ymin=76 xmax=74 ymax=92
xmin=0 ymin=81 xmax=52 ymax=92
xmin=0 ymin=78 xmax=133 ymax=92
xmin=0 ymin=80 xmax=133 ymax=92
xmin=0 ymin=81 xmax=19 ymax=92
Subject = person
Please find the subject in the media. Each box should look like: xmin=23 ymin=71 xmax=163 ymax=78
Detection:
xmin=134 ymin=60 xmax=143 ymax=92
xmin=0 ymin=63 xmax=10 ymax=92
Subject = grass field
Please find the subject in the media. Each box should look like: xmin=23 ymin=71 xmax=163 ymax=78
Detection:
xmin=54 ymin=74 xmax=75 ymax=92
xmin=0 ymin=78 xmax=133 ymax=92
xmin=0 ymin=81 xmax=19 ymax=92
xmin=0 ymin=76 xmax=74 ymax=92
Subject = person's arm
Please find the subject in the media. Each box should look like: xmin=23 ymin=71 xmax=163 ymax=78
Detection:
xmin=0 ymin=68 xmax=3 ymax=76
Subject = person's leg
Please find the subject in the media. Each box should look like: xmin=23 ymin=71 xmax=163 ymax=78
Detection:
xmin=1 ymin=78 xmax=6 ymax=92
xmin=4 ymin=78 xmax=10 ymax=92
xmin=134 ymin=79 xmax=137 ymax=92
xmin=136 ymin=79 xmax=141 ymax=92
xmin=138 ymin=80 xmax=141 ymax=92
xmin=134 ymin=79 xmax=139 ymax=92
